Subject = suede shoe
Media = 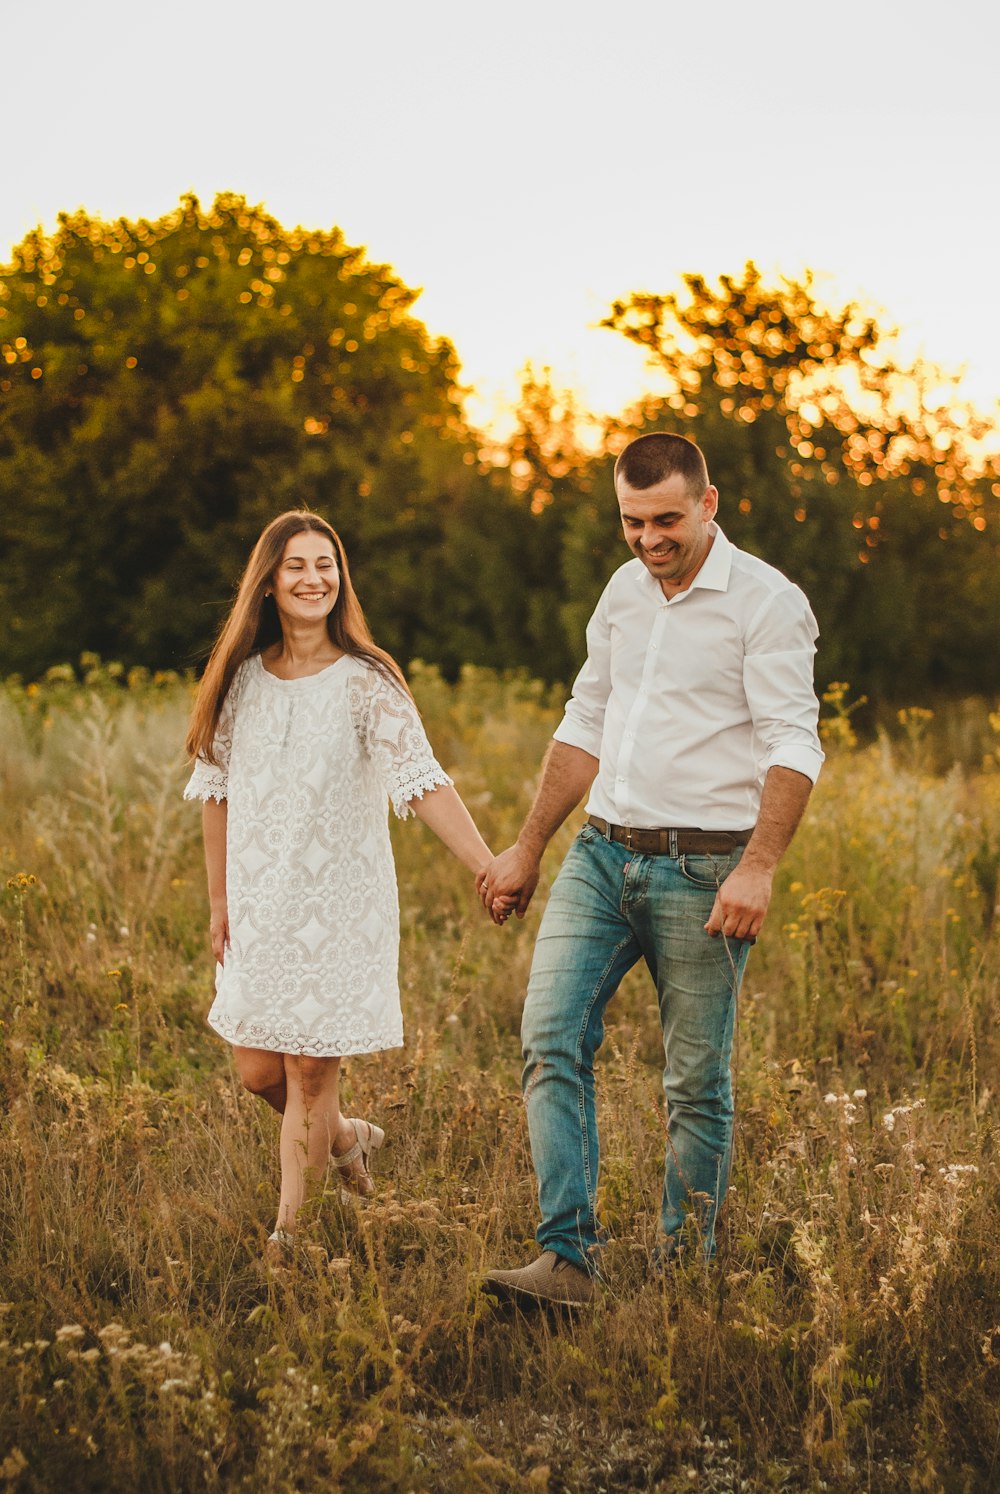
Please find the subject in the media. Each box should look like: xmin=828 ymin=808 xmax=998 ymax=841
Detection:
xmin=483 ymin=1250 xmax=597 ymax=1308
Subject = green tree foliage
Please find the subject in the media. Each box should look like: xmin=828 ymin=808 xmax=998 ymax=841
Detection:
xmin=3 ymin=222 xmax=999 ymax=702
xmin=0 ymin=194 xmax=540 ymax=678
xmin=601 ymin=265 xmax=1000 ymax=697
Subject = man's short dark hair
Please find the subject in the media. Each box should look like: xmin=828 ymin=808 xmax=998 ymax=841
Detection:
xmin=614 ymin=432 xmax=709 ymax=495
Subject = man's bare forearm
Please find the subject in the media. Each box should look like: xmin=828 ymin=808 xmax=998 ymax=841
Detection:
xmin=478 ymin=740 xmax=599 ymax=922
xmin=517 ymin=741 xmax=600 ymax=858
xmin=741 ymin=765 xmax=813 ymax=873
xmin=705 ymin=765 xmax=813 ymax=941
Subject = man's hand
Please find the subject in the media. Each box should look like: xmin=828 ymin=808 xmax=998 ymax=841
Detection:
xmin=477 ymin=843 xmax=542 ymax=924
xmin=705 ymin=862 xmax=773 ymax=942
xmin=210 ymin=900 xmax=230 ymax=965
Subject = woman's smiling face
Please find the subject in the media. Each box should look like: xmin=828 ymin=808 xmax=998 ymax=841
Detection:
xmin=270 ymin=530 xmax=341 ymax=626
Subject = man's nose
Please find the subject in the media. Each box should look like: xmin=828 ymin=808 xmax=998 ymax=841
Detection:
xmin=640 ymin=526 xmax=660 ymax=549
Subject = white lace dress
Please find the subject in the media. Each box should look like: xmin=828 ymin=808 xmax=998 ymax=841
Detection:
xmin=183 ymin=654 xmax=452 ymax=1056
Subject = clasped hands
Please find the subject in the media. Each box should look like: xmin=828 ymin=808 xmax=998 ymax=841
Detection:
xmin=476 ymin=842 xmax=540 ymax=927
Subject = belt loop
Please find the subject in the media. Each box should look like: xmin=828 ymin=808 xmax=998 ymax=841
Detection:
xmin=668 ymin=828 xmax=678 ymax=858
xmin=624 ymin=826 xmax=633 ymax=851
xmin=603 ymin=817 xmax=613 ymax=842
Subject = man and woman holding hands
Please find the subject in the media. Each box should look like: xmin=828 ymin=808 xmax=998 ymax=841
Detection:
xmin=186 ymin=431 xmax=822 ymax=1297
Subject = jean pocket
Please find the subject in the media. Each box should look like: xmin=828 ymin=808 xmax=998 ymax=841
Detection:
xmin=677 ymin=850 xmax=741 ymax=889
xmin=578 ymin=823 xmax=600 ymax=845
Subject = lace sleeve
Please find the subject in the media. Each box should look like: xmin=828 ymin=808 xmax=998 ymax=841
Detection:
xmin=349 ymin=664 xmax=452 ymax=819
xmin=183 ymin=662 xmax=247 ymax=804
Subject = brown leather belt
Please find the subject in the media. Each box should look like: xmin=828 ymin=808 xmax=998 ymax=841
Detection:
xmin=586 ymin=816 xmax=753 ymax=856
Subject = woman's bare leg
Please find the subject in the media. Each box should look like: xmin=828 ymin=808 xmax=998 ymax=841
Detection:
xmin=233 ymin=1046 xmax=287 ymax=1113
xmin=276 ymin=1055 xmax=351 ymax=1237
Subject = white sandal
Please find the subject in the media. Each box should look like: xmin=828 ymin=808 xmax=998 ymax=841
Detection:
xmin=264 ymin=1227 xmax=294 ymax=1268
xmin=333 ymin=1118 xmax=385 ymax=1200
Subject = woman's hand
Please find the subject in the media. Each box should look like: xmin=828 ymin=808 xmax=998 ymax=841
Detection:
xmin=210 ymin=900 xmax=230 ymax=965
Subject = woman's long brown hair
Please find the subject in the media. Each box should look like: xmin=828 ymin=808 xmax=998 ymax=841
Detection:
xmin=185 ymin=511 xmax=409 ymax=765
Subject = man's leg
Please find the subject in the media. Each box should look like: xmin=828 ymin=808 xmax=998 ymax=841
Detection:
xmin=636 ymin=849 xmax=752 ymax=1261
xmin=520 ymin=827 xmax=640 ymax=1274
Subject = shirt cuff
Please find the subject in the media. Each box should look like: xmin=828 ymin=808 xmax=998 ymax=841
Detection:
xmin=760 ymin=744 xmax=825 ymax=784
xmin=552 ymin=716 xmax=603 ymax=758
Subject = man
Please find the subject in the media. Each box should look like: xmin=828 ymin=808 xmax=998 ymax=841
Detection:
xmin=478 ymin=432 xmax=823 ymax=1307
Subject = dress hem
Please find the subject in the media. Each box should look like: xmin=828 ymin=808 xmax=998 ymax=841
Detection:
xmin=207 ymin=1013 xmax=404 ymax=1058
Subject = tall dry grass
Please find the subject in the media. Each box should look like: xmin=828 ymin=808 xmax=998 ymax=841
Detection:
xmin=1 ymin=663 xmax=999 ymax=1491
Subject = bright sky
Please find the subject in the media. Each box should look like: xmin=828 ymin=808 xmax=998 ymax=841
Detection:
xmin=5 ymin=0 xmax=999 ymax=441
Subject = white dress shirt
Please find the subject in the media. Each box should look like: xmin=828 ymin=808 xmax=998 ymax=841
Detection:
xmin=553 ymin=525 xmax=824 ymax=831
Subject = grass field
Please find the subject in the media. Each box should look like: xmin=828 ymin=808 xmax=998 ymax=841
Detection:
xmin=1 ymin=662 xmax=999 ymax=1492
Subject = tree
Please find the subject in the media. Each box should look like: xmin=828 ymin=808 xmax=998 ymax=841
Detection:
xmin=0 ymin=194 xmax=493 ymax=676
xmin=602 ymin=265 xmax=1000 ymax=698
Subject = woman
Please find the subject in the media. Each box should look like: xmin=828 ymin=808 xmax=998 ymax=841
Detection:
xmin=184 ymin=511 xmax=499 ymax=1265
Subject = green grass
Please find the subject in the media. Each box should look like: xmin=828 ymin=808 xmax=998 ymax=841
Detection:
xmin=1 ymin=662 xmax=999 ymax=1491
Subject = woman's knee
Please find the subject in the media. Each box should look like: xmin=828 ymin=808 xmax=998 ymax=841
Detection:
xmin=234 ymin=1047 xmax=284 ymax=1095
xmin=289 ymin=1054 xmax=339 ymax=1101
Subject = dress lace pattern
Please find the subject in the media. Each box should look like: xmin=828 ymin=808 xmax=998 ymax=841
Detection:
xmin=183 ymin=655 xmax=452 ymax=1056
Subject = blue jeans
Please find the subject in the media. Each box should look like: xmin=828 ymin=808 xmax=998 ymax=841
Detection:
xmin=521 ymin=823 xmax=751 ymax=1272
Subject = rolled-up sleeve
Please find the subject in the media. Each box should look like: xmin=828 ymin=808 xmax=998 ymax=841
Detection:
xmin=743 ymin=587 xmax=825 ymax=785
xmin=552 ymin=586 xmax=612 ymax=758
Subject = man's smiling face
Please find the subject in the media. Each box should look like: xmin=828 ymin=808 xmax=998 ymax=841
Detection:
xmin=615 ymin=471 xmax=718 ymax=594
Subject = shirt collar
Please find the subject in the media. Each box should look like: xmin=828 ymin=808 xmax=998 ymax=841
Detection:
xmin=634 ymin=522 xmax=734 ymax=600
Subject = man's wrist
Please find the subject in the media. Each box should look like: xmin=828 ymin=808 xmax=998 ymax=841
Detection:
xmin=515 ymin=829 xmax=547 ymax=862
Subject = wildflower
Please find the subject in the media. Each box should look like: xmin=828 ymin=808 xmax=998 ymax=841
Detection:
xmin=119 ymin=925 xmax=129 ymax=938
xmin=938 ymin=1163 xmax=979 ymax=1186
xmin=824 ymin=1091 xmax=859 ymax=1123
xmin=5 ymin=872 xmax=37 ymax=891
xmin=107 ymin=969 xmax=122 ymax=979
xmin=882 ymin=1098 xmax=926 ymax=1131
xmin=55 ymin=1324 xmax=85 ymax=1342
